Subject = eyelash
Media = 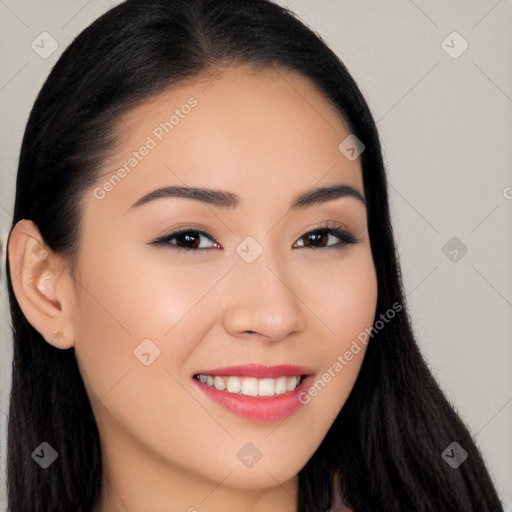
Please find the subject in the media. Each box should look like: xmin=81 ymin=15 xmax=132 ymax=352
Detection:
xmin=149 ymin=221 xmax=359 ymax=253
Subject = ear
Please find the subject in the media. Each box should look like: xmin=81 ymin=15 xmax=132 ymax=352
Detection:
xmin=7 ymin=219 xmax=75 ymax=349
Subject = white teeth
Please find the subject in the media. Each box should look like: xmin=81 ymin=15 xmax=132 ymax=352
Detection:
xmin=213 ymin=376 xmax=226 ymax=390
xmin=286 ymin=376 xmax=298 ymax=392
xmin=226 ymin=376 xmax=241 ymax=393
xmin=241 ymin=377 xmax=258 ymax=396
xmin=258 ymin=378 xmax=275 ymax=396
xmin=196 ymin=374 xmax=303 ymax=397
xmin=275 ymin=376 xmax=287 ymax=395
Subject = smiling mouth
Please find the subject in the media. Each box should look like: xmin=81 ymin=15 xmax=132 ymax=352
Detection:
xmin=193 ymin=374 xmax=307 ymax=397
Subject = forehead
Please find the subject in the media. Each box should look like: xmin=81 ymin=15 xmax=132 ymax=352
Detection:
xmin=119 ymin=63 xmax=351 ymax=134
xmin=91 ymin=63 xmax=364 ymax=215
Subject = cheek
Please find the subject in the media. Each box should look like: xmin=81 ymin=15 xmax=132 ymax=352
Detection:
xmin=326 ymin=249 xmax=378 ymax=385
xmin=70 ymin=243 xmax=216 ymax=404
xmin=70 ymin=247 xmax=226 ymax=468
xmin=293 ymin=248 xmax=377 ymax=422
xmin=296 ymin=247 xmax=378 ymax=347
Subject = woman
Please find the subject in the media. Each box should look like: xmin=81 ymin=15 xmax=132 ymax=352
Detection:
xmin=5 ymin=0 xmax=504 ymax=510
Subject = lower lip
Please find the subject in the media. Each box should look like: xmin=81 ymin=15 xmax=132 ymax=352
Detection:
xmin=193 ymin=375 xmax=314 ymax=422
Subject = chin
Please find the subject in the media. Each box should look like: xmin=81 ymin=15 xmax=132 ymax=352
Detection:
xmin=220 ymin=466 xmax=299 ymax=490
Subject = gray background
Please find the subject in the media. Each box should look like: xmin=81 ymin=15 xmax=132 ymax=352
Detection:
xmin=0 ymin=0 xmax=511 ymax=509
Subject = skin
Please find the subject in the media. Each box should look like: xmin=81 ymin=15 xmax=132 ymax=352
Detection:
xmin=9 ymin=64 xmax=377 ymax=512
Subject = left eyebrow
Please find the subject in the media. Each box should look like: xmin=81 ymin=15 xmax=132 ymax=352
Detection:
xmin=291 ymin=184 xmax=366 ymax=209
xmin=125 ymin=183 xmax=366 ymax=213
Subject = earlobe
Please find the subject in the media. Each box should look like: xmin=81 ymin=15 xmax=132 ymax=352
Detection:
xmin=7 ymin=219 xmax=75 ymax=350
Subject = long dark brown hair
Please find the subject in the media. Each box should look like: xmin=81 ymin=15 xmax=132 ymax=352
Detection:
xmin=5 ymin=1 xmax=504 ymax=510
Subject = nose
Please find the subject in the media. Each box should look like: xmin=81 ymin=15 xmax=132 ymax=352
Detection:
xmin=221 ymin=249 xmax=307 ymax=342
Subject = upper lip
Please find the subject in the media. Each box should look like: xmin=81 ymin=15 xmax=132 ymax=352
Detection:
xmin=194 ymin=363 xmax=315 ymax=378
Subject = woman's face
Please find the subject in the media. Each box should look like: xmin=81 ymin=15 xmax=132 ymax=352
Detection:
xmin=65 ymin=64 xmax=377 ymax=505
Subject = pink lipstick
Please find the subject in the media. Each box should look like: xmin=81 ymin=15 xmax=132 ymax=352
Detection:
xmin=192 ymin=364 xmax=315 ymax=422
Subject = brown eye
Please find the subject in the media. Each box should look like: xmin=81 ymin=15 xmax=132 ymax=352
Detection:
xmin=295 ymin=227 xmax=358 ymax=249
xmin=302 ymin=230 xmax=330 ymax=248
xmin=150 ymin=229 xmax=220 ymax=252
